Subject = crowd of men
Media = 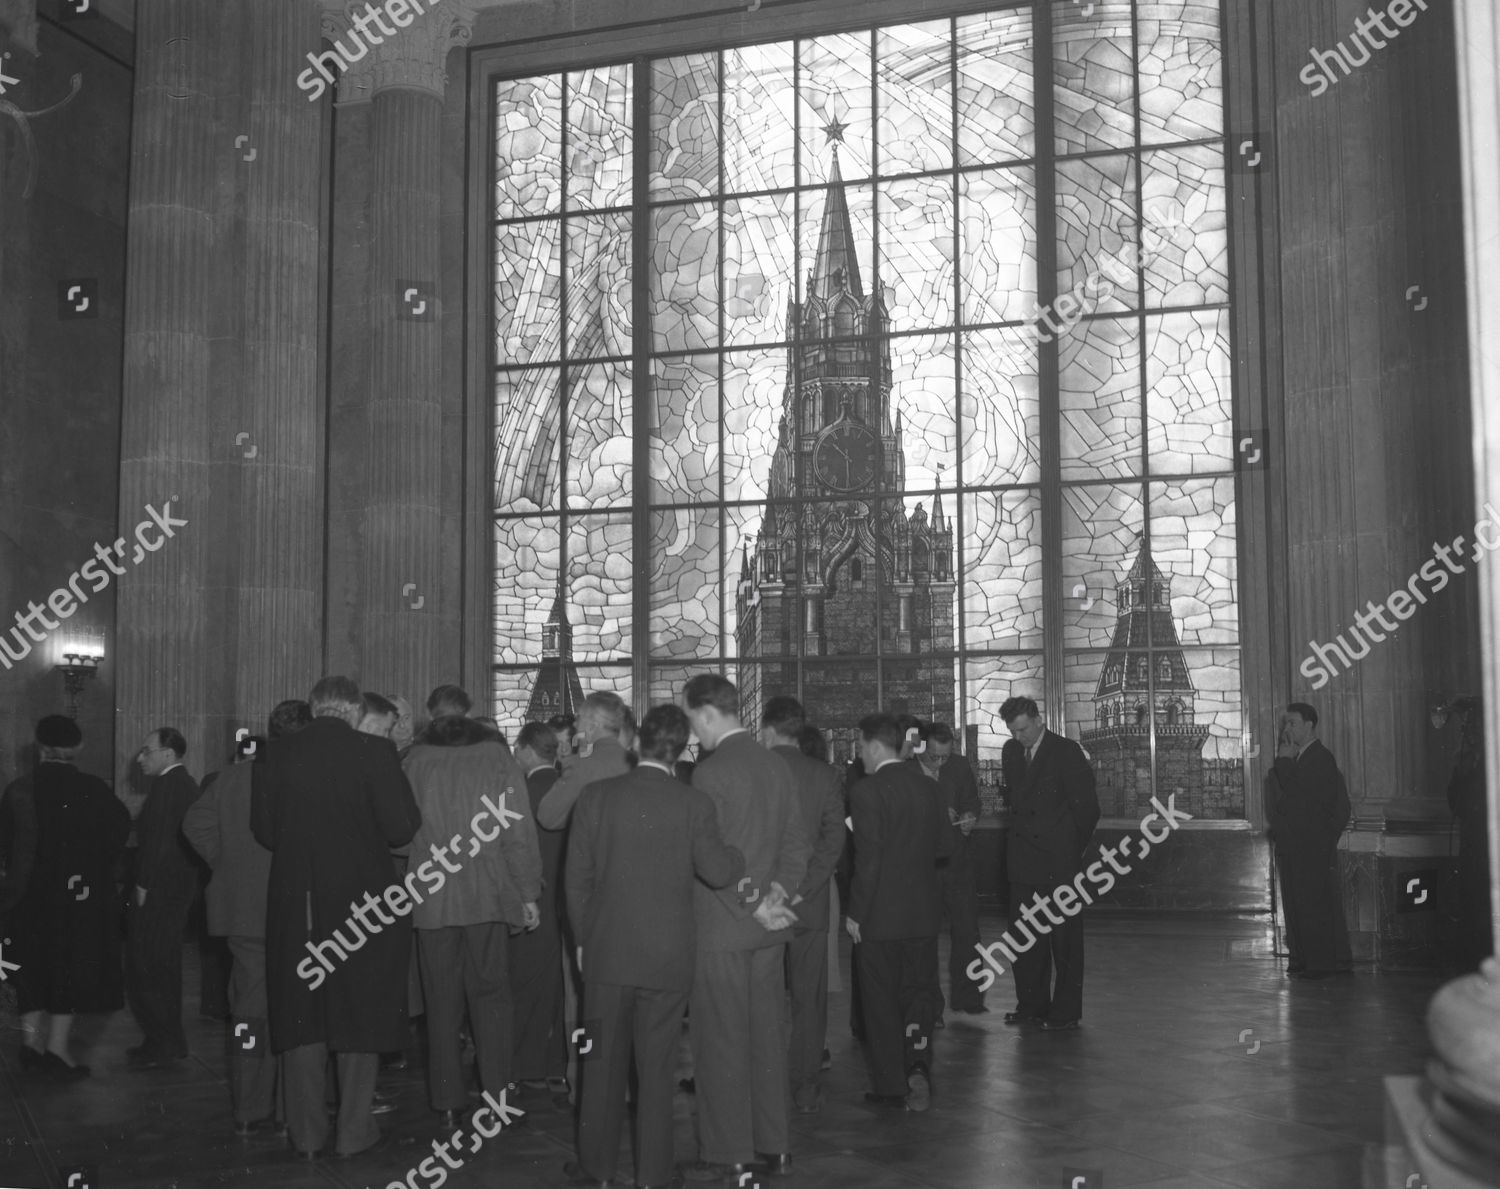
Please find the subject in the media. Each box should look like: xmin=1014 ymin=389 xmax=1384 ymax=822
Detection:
xmin=0 ymin=673 xmax=1437 ymax=1185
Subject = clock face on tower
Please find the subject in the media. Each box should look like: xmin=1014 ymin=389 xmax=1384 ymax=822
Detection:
xmin=813 ymin=421 xmax=880 ymax=492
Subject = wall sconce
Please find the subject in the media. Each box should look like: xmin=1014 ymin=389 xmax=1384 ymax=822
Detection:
xmin=55 ymin=626 xmax=105 ymax=718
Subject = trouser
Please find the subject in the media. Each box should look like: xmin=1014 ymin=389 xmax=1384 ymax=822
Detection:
xmin=577 ymin=982 xmax=686 ymax=1185
xmin=126 ymin=893 xmax=194 ymax=1056
xmin=690 ymin=946 xmax=790 ymax=1164
xmin=1276 ymin=847 xmax=1344 ymax=974
xmin=226 ymin=935 xmax=280 ymax=1124
xmin=939 ymin=861 xmax=984 ymax=1010
xmin=511 ymin=901 xmax=566 ymax=1080
xmin=418 ymin=923 xmax=514 ymax=1110
xmin=1008 ymin=881 xmax=1085 ymax=1021
xmin=786 ymin=929 xmax=828 ymax=1103
xmin=283 ymin=1044 xmax=378 ymax=1156
xmin=827 ymin=883 xmax=842 ymax=994
xmin=855 ymin=935 xmax=940 ymax=1098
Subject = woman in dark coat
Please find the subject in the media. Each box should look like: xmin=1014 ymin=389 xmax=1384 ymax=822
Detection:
xmin=0 ymin=715 xmax=130 ymax=1077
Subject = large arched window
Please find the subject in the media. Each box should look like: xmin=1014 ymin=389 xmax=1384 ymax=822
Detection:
xmin=491 ymin=1 xmax=1244 ymax=817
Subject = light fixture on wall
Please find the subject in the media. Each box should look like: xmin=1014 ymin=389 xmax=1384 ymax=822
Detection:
xmin=55 ymin=626 xmax=105 ymax=718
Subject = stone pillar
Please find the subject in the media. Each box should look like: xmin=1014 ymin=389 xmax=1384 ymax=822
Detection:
xmin=803 ymin=590 xmax=822 ymax=657
xmin=115 ymin=0 xmax=223 ymax=777
xmin=222 ymin=0 xmax=326 ymax=741
xmin=321 ymin=0 xmax=474 ymax=706
xmin=1274 ymin=0 xmax=1475 ymax=964
xmin=894 ymin=585 xmax=914 ymax=651
xmin=1420 ymin=2 xmax=1500 ymax=1174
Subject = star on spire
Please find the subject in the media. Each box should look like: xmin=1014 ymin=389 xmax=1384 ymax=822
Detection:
xmin=822 ymin=117 xmax=848 ymax=145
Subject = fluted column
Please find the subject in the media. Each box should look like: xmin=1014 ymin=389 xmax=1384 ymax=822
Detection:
xmin=115 ymin=0 xmax=221 ymax=777
xmin=1276 ymin=0 xmax=1475 ymax=822
xmin=322 ymin=0 xmax=473 ymax=704
xmin=226 ymin=0 xmax=326 ymax=738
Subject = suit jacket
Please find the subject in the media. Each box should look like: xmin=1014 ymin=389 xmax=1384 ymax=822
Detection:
xmin=1002 ymin=730 xmax=1099 ymax=885
xmin=771 ymin=744 xmax=845 ymax=933
xmin=849 ymin=760 xmax=952 ymax=940
xmin=692 ymin=731 xmax=811 ymax=953
xmin=1267 ymin=738 xmax=1350 ymax=855
xmin=136 ymin=765 xmax=204 ymax=903
xmin=402 ymin=716 xmax=542 ymax=930
xmin=182 ymin=759 xmax=270 ymax=938
xmin=525 ymin=766 xmax=565 ymax=914
xmin=916 ymin=754 xmax=982 ymax=870
xmin=536 ymin=736 xmax=631 ymax=830
xmin=251 ymin=715 xmax=421 ymax=1054
xmin=567 ymin=764 xmax=744 ymax=991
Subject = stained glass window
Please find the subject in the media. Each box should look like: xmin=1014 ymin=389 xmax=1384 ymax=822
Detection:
xmin=493 ymin=1 xmax=1244 ymax=819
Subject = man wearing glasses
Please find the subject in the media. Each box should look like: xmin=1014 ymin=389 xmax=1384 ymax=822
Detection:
xmin=126 ymin=727 xmax=203 ymax=1069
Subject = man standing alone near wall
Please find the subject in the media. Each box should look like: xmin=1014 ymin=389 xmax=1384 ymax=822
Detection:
xmin=1267 ymin=702 xmax=1351 ymax=979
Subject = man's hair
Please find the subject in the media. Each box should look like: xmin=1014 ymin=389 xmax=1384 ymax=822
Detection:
xmin=797 ymin=723 xmax=829 ymax=763
xmin=362 ymin=692 xmax=399 ymax=720
xmin=427 ymin=684 xmax=472 ymax=717
xmin=517 ymin=721 xmax=559 ymax=762
xmin=619 ymin=705 xmax=637 ymax=742
xmin=859 ymin=713 xmax=905 ymax=753
xmin=639 ymin=704 xmax=691 ymax=765
xmin=309 ymin=675 xmax=362 ymax=718
xmin=1286 ymin=701 xmax=1319 ymax=728
xmin=580 ymin=691 xmax=627 ymax=735
xmin=928 ymin=721 xmax=955 ymax=745
xmin=1000 ymin=696 xmax=1039 ymax=724
xmin=683 ymin=673 xmax=738 ymax=716
xmin=269 ymin=699 xmax=313 ymax=739
xmin=547 ymin=713 xmax=576 ymax=733
xmin=156 ymin=726 xmax=187 ymax=758
xmin=762 ymin=695 xmax=805 ymax=739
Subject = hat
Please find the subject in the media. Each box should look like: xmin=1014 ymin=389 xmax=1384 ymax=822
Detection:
xmin=36 ymin=715 xmax=82 ymax=749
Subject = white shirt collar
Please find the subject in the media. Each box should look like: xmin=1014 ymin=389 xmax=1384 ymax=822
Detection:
xmin=874 ymin=757 xmax=905 ymax=772
xmin=639 ymin=759 xmax=675 ymax=776
xmin=716 ymin=727 xmax=749 ymax=745
xmin=161 ymin=761 xmax=184 ymax=776
xmin=526 ymin=764 xmax=554 ymax=776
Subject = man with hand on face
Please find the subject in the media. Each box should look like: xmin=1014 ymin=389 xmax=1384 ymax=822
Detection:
xmin=563 ymin=704 xmax=745 ymax=1189
xmin=847 ymin=714 xmax=952 ymax=1112
xmin=680 ymin=674 xmax=808 ymax=1183
xmin=1267 ymin=702 xmax=1351 ymax=979
xmin=536 ymin=693 xmax=634 ymax=832
xmin=999 ymin=696 xmax=1099 ymax=1032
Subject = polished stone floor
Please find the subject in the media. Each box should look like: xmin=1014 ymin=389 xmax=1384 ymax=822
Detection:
xmin=0 ymin=912 xmax=1446 ymax=1189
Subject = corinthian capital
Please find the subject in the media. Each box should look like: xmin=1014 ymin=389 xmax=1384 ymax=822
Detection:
xmin=320 ymin=0 xmax=477 ymax=104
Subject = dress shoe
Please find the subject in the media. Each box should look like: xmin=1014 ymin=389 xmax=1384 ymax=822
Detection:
xmin=1040 ymin=1018 xmax=1080 ymax=1031
xmin=289 ymin=1143 xmax=321 ymax=1161
xmin=517 ymin=1078 xmax=550 ymax=1092
xmin=1003 ymin=1012 xmax=1043 ymax=1025
xmin=863 ymin=1092 xmax=906 ymax=1108
xmin=952 ymin=1004 xmax=989 ymax=1015
xmin=681 ymin=1160 xmax=750 ymax=1181
xmin=1290 ymin=970 xmax=1333 ymax=980
xmin=756 ymin=1152 xmax=792 ymax=1176
xmin=792 ymin=1086 xmax=822 ymax=1114
xmin=335 ymin=1127 xmax=393 ymax=1159
xmin=820 ymin=1048 xmax=832 ymax=1071
xmin=905 ymin=1068 xmax=931 ymax=1112
xmin=371 ymin=1102 xmax=396 ymax=1115
xmin=18 ymin=1046 xmax=45 ymax=1071
xmin=234 ymin=1117 xmax=285 ymax=1137
xmin=438 ymin=1107 xmax=470 ymax=1130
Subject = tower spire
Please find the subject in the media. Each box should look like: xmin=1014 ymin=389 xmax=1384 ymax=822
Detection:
xmin=811 ymin=136 xmax=863 ymax=301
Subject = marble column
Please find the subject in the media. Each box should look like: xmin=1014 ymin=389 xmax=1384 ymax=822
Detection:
xmin=115 ymin=0 xmax=222 ymax=778
xmin=321 ymin=0 xmax=474 ymax=707
xmin=1419 ymin=2 xmax=1500 ymax=1175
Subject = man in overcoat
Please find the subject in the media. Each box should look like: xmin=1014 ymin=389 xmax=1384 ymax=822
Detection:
xmin=251 ymin=675 xmax=421 ymax=1159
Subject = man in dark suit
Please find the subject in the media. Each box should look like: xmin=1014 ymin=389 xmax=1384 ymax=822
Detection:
xmin=846 ymin=714 xmax=952 ymax=1112
xmin=1267 ymin=702 xmax=1351 ymax=979
xmin=251 ymin=676 xmax=422 ymax=1159
xmin=760 ymin=696 xmax=845 ymax=1115
xmin=999 ymin=696 xmax=1099 ymax=1031
xmin=563 ymin=705 xmax=745 ymax=1189
xmin=681 ymin=674 xmax=808 ymax=1182
xmin=126 ymin=726 xmax=203 ymax=1069
xmin=511 ymin=721 xmax=570 ymax=1099
xmin=917 ymin=722 xmax=986 ymax=1014
xmin=183 ymin=699 xmax=312 ymax=1132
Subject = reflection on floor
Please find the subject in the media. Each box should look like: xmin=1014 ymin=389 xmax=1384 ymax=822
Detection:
xmin=1 ymin=913 xmax=1446 ymax=1189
